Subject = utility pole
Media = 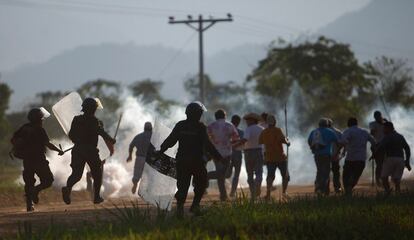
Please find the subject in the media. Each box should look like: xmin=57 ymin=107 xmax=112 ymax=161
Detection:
xmin=169 ymin=14 xmax=233 ymax=104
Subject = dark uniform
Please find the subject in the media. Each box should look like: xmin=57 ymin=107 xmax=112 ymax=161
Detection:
xmin=17 ymin=123 xmax=54 ymax=208
xmin=65 ymin=114 xmax=115 ymax=203
xmin=160 ymin=118 xmax=222 ymax=211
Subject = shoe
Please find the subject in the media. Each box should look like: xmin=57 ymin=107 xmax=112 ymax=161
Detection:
xmin=256 ymin=187 xmax=261 ymax=197
xmin=220 ymin=195 xmax=228 ymax=202
xmin=26 ymin=204 xmax=35 ymax=212
xmin=62 ymin=187 xmax=71 ymax=205
xmin=270 ymin=185 xmax=277 ymax=191
xmin=190 ymin=204 xmax=201 ymax=216
xmin=32 ymin=190 xmax=39 ymax=204
xmin=26 ymin=197 xmax=34 ymax=212
xmin=229 ymin=191 xmax=235 ymax=198
xmin=94 ymin=196 xmax=104 ymax=204
xmin=176 ymin=204 xmax=184 ymax=218
xmin=335 ymin=188 xmax=343 ymax=194
xmin=131 ymin=183 xmax=138 ymax=194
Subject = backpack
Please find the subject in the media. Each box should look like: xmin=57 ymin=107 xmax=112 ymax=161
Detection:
xmin=10 ymin=125 xmax=30 ymax=160
xmin=310 ymin=129 xmax=326 ymax=152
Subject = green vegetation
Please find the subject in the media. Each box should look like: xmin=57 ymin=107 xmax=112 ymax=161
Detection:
xmin=11 ymin=193 xmax=414 ymax=240
xmin=0 ymin=164 xmax=22 ymax=192
xmin=248 ymin=37 xmax=414 ymax=129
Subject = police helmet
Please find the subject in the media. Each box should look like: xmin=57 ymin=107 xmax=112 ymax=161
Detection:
xmin=82 ymin=98 xmax=99 ymax=112
xmin=185 ymin=101 xmax=207 ymax=118
xmin=27 ymin=107 xmax=51 ymax=123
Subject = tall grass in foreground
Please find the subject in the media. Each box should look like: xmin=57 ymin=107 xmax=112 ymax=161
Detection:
xmin=12 ymin=192 xmax=414 ymax=240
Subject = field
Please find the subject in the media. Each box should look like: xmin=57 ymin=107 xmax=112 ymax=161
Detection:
xmin=0 ymin=172 xmax=413 ymax=240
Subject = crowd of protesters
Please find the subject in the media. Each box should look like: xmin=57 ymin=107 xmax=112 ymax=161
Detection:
xmin=12 ymin=98 xmax=412 ymax=213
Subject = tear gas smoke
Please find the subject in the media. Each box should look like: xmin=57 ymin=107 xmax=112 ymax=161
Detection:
xmin=17 ymin=91 xmax=414 ymax=198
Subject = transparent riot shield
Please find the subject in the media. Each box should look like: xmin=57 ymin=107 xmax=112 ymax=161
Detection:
xmin=138 ymin=120 xmax=177 ymax=210
xmin=52 ymin=92 xmax=110 ymax=160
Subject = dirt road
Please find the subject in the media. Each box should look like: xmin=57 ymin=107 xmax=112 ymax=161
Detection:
xmin=0 ymin=182 xmax=409 ymax=237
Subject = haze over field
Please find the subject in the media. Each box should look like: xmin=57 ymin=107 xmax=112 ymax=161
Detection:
xmin=1 ymin=0 xmax=414 ymax=110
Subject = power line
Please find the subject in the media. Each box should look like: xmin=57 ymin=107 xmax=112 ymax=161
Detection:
xmin=169 ymin=14 xmax=233 ymax=104
xmin=2 ymin=0 xmax=413 ymax=60
xmin=156 ymin=32 xmax=197 ymax=79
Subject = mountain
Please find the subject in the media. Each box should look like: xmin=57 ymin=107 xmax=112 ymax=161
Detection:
xmin=318 ymin=0 xmax=414 ymax=64
xmin=3 ymin=43 xmax=267 ymax=110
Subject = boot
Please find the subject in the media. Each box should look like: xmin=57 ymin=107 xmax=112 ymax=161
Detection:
xmin=176 ymin=203 xmax=184 ymax=218
xmin=26 ymin=196 xmax=34 ymax=212
xmin=131 ymin=182 xmax=138 ymax=194
xmin=190 ymin=203 xmax=201 ymax=216
xmin=32 ymin=189 xmax=39 ymax=204
xmin=62 ymin=187 xmax=71 ymax=205
xmin=94 ymin=195 xmax=104 ymax=204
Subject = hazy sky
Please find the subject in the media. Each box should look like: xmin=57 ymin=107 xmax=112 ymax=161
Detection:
xmin=0 ymin=0 xmax=371 ymax=72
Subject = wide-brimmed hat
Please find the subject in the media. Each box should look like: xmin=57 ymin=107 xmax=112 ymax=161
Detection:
xmin=243 ymin=112 xmax=261 ymax=121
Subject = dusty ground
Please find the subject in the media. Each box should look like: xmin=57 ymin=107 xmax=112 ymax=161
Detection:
xmin=0 ymin=181 xmax=412 ymax=237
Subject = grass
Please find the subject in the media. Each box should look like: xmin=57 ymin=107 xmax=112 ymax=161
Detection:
xmin=9 ymin=192 xmax=414 ymax=240
xmin=0 ymin=163 xmax=23 ymax=192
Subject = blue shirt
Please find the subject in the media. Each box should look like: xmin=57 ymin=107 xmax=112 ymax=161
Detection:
xmin=342 ymin=126 xmax=376 ymax=162
xmin=308 ymin=127 xmax=338 ymax=157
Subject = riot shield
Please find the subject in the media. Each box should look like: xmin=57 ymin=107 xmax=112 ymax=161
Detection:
xmin=138 ymin=120 xmax=177 ymax=210
xmin=52 ymin=92 xmax=110 ymax=160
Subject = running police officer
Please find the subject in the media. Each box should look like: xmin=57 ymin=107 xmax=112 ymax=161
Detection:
xmin=11 ymin=108 xmax=64 ymax=211
xmin=62 ymin=98 xmax=116 ymax=204
xmin=157 ymin=102 xmax=223 ymax=216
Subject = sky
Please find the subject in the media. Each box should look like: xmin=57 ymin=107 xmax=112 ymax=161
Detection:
xmin=0 ymin=0 xmax=371 ymax=72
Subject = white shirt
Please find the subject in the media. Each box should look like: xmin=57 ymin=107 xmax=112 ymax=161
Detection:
xmin=207 ymin=119 xmax=240 ymax=157
xmin=243 ymin=124 xmax=264 ymax=150
xmin=342 ymin=126 xmax=376 ymax=162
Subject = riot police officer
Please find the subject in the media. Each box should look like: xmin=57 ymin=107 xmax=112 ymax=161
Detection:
xmin=158 ymin=102 xmax=223 ymax=216
xmin=62 ymin=98 xmax=115 ymax=204
xmin=11 ymin=108 xmax=64 ymax=211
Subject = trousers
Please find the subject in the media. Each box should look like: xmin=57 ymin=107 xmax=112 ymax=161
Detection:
xmin=66 ymin=146 xmax=102 ymax=198
xmin=23 ymin=157 xmax=54 ymax=200
xmin=175 ymin=161 xmax=207 ymax=207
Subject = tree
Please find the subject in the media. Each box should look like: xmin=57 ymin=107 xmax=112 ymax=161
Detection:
xmin=130 ymin=79 xmax=163 ymax=104
xmin=365 ymin=56 xmax=414 ymax=109
xmin=129 ymin=79 xmax=177 ymax=114
xmin=249 ymin=36 xmax=376 ymax=129
xmin=0 ymin=83 xmax=13 ymax=164
xmin=184 ymin=74 xmax=247 ymax=115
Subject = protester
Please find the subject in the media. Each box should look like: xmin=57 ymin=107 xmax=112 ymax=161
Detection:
xmin=369 ymin=111 xmax=387 ymax=186
xmin=259 ymin=114 xmax=290 ymax=199
xmin=207 ymin=109 xmax=240 ymax=201
xmin=62 ymin=98 xmax=116 ymax=205
xmin=259 ymin=112 xmax=269 ymax=129
xmin=127 ymin=122 xmax=153 ymax=194
xmin=308 ymin=118 xmax=338 ymax=195
xmin=229 ymin=114 xmax=244 ymax=197
xmin=239 ymin=113 xmax=264 ymax=199
xmin=327 ymin=119 xmax=344 ymax=193
xmin=157 ymin=102 xmax=223 ymax=216
xmin=376 ymin=122 xmax=411 ymax=194
xmin=11 ymin=108 xmax=64 ymax=211
xmin=342 ymin=117 xmax=376 ymax=196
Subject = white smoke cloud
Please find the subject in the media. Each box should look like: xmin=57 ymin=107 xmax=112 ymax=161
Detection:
xmin=21 ymin=91 xmax=413 ymax=199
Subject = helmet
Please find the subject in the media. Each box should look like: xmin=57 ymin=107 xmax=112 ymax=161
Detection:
xmin=82 ymin=98 xmax=100 ymax=112
xmin=27 ymin=107 xmax=50 ymax=123
xmin=185 ymin=101 xmax=207 ymax=119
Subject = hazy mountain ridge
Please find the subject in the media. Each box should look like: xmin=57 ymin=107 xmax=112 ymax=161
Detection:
xmin=319 ymin=0 xmax=414 ymax=63
xmin=4 ymin=0 xmax=414 ymax=110
xmin=3 ymin=42 xmax=266 ymax=110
